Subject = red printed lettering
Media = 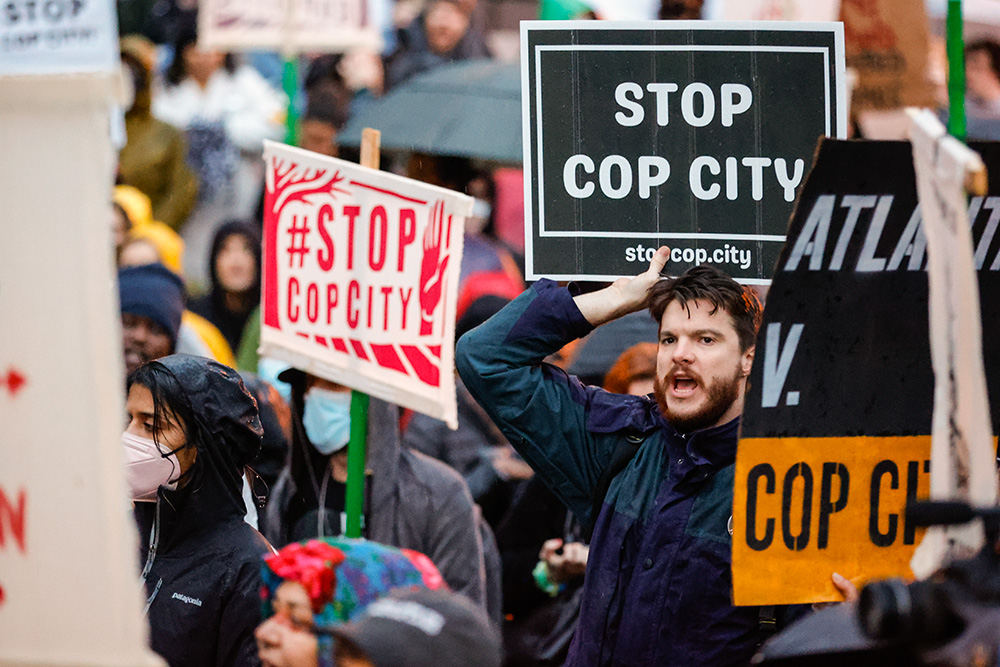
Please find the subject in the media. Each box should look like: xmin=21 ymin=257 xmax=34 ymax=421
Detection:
xmin=369 ymin=206 xmax=388 ymax=270
xmin=399 ymin=288 xmax=413 ymax=330
xmin=398 ymin=208 xmax=416 ymax=270
xmin=327 ymin=284 xmax=339 ymax=324
xmin=317 ymin=204 xmax=335 ymax=271
xmin=344 ymin=205 xmax=362 ymax=270
xmin=347 ymin=280 xmax=361 ymax=328
xmin=380 ymin=286 xmax=393 ymax=330
xmin=306 ymin=283 xmax=319 ymax=323
xmin=288 ymin=277 xmax=300 ymax=322
xmin=367 ymin=285 xmax=374 ymax=328
xmin=0 ymin=487 xmax=27 ymax=554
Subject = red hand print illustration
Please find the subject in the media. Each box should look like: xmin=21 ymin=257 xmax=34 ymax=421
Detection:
xmin=419 ymin=200 xmax=452 ymax=336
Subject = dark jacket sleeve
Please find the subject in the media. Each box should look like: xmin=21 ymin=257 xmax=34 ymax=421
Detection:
xmin=216 ymin=559 xmax=264 ymax=667
xmin=455 ymin=280 xmax=618 ymax=524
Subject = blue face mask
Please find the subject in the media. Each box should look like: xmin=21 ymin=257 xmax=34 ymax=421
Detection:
xmin=302 ymin=387 xmax=352 ymax=455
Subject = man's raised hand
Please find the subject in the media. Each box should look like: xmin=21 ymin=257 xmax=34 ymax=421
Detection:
xmin=573 ymin=246 xmax=670 ymax=327
xmin=612 ymin=244 xmax=670 ymax=308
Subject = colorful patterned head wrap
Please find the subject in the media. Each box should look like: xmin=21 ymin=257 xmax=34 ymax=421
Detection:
xmin=261 ymin=537 xmax=447 ymax=666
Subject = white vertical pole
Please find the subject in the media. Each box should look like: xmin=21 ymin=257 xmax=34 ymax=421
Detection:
xmin=0 ymin=72 xmax=162 ymax=666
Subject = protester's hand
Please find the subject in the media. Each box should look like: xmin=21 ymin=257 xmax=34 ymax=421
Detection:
xmin=490 ymin=446 xmax=534 ymax=480
xmin=573 ymin=246 xmax=670 ymax=326
xmin=832 ymin=572 xmax=860 ymax=602
xmin=540 ymin=538 xmax=589 ymax=583
xmin=419 ymin=200 xmax=450 ymax=335
xmin=812 ymin=572 xmax=860 ymax=610
xmin=612 ymin=244 xmax=671 ymax=307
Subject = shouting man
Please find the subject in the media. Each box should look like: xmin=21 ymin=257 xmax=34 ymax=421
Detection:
xmin=457 ymin=248 xmax=770 ymax=665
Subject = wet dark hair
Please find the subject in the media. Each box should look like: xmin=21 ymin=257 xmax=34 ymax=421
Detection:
xmin=646 ymin=264 xmax=763 ymax=352
xmin=658 ymin=0 xmax=701 ymax=20
xmin=967 ymin=39 xmax=1000 ymax=80
xmin=119 ymin=50 xmax=148 ymax=92
xmin=127 ymin=362 xmax=198 ymax=456
xmin=304 ymin=54 xmax=345 ymax=93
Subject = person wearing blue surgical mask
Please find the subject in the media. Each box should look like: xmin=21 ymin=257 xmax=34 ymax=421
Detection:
xmin=260 ymin=370 xmax=491 ymax=613
xmin=302 ymin=384 xmax=352 ymax=456
xmin=280 ymin=376 xmax=356 ymax=542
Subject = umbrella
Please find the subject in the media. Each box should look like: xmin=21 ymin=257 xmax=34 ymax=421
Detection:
xmin=567 ymin=311 xmax=659 ymax=385
xmin=339 ymin=59 xmax=522 ymax=164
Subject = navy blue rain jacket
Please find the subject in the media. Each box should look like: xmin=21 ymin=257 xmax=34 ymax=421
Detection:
xmin=456 ymin=281 xmax=769 ymax=666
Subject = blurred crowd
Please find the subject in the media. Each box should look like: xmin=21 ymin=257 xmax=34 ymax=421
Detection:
xmin=111 ymin=4 xmax=662 ymax=664
xmin=114 ymin=0 xmax=528 ymax=292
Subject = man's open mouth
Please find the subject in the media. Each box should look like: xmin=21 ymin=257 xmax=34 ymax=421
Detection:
xmin=671 ymin=375 xmax=699 ymax=397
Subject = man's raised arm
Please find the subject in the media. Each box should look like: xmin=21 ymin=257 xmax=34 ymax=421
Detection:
xmin=454 ymin=247 xmax=670 ymax=524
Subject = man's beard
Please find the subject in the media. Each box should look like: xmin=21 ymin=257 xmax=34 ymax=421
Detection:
xmin=654 ymin=363 xmax=743 ymax=433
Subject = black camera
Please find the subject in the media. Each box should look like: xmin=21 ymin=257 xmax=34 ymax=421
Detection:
xmin=855 ymin=501 xmax=1000 ymax=665
xmin=857 ymin=575 xmax=964 ymax=647
xmin=754 ymin=501 xmax=1000 ymax=666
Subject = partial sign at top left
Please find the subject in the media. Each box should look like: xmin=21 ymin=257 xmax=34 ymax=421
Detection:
xmin=1 ymin=0 xmax=118 ymax=76
xmin=199 ymin=0 xmax=382 ymax=52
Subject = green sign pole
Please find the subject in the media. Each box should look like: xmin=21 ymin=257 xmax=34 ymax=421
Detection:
xmin=344 ymin=390 xmax=369 ymax=538
xmin=282 ymin=55 xmax=299 ymax=145
xmin=947 ymin=0 xmax=966 ymax=141
xmin=343 ymin=129 xmax=380 ymax=539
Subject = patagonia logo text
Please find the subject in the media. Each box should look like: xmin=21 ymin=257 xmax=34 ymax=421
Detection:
xmin=171 ymin=592 xmax=203 ymax=606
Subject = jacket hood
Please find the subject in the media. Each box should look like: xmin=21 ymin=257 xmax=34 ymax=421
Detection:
xmin=120 ymin=35 xmax=155 ymax=116
xmin=154 ymin=354 xmax=263 ymax=546
xmin=279 ymin=369 xmax=401 ymax=537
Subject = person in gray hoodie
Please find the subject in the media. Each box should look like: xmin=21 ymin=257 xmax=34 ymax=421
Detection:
xmin=260 ymin=369 xmax=488 ymax=610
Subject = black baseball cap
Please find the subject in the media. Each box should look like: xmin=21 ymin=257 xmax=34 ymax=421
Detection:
xmin=330 ymin=588 xmax=501 ymax=667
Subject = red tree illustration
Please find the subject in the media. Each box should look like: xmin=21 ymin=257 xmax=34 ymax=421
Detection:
xmin=266 ymin=156 xmax=350 ymax=220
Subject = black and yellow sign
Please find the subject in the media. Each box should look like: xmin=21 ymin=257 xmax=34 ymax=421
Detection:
xmin=733 ymin=139 xmax=1000 ymax=605
xmin=734 ymin=436 xmax=930 ymax=604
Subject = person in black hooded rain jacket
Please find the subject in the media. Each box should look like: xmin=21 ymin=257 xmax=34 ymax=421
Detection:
xmin=124 ymin=354 xmax=273 ymax=666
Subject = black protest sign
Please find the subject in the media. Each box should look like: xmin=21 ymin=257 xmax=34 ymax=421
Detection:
xmin=733 ymin=139 xmax=1000 ymax=605
xmin=521 ymin=21 xmax=846 ymax=283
